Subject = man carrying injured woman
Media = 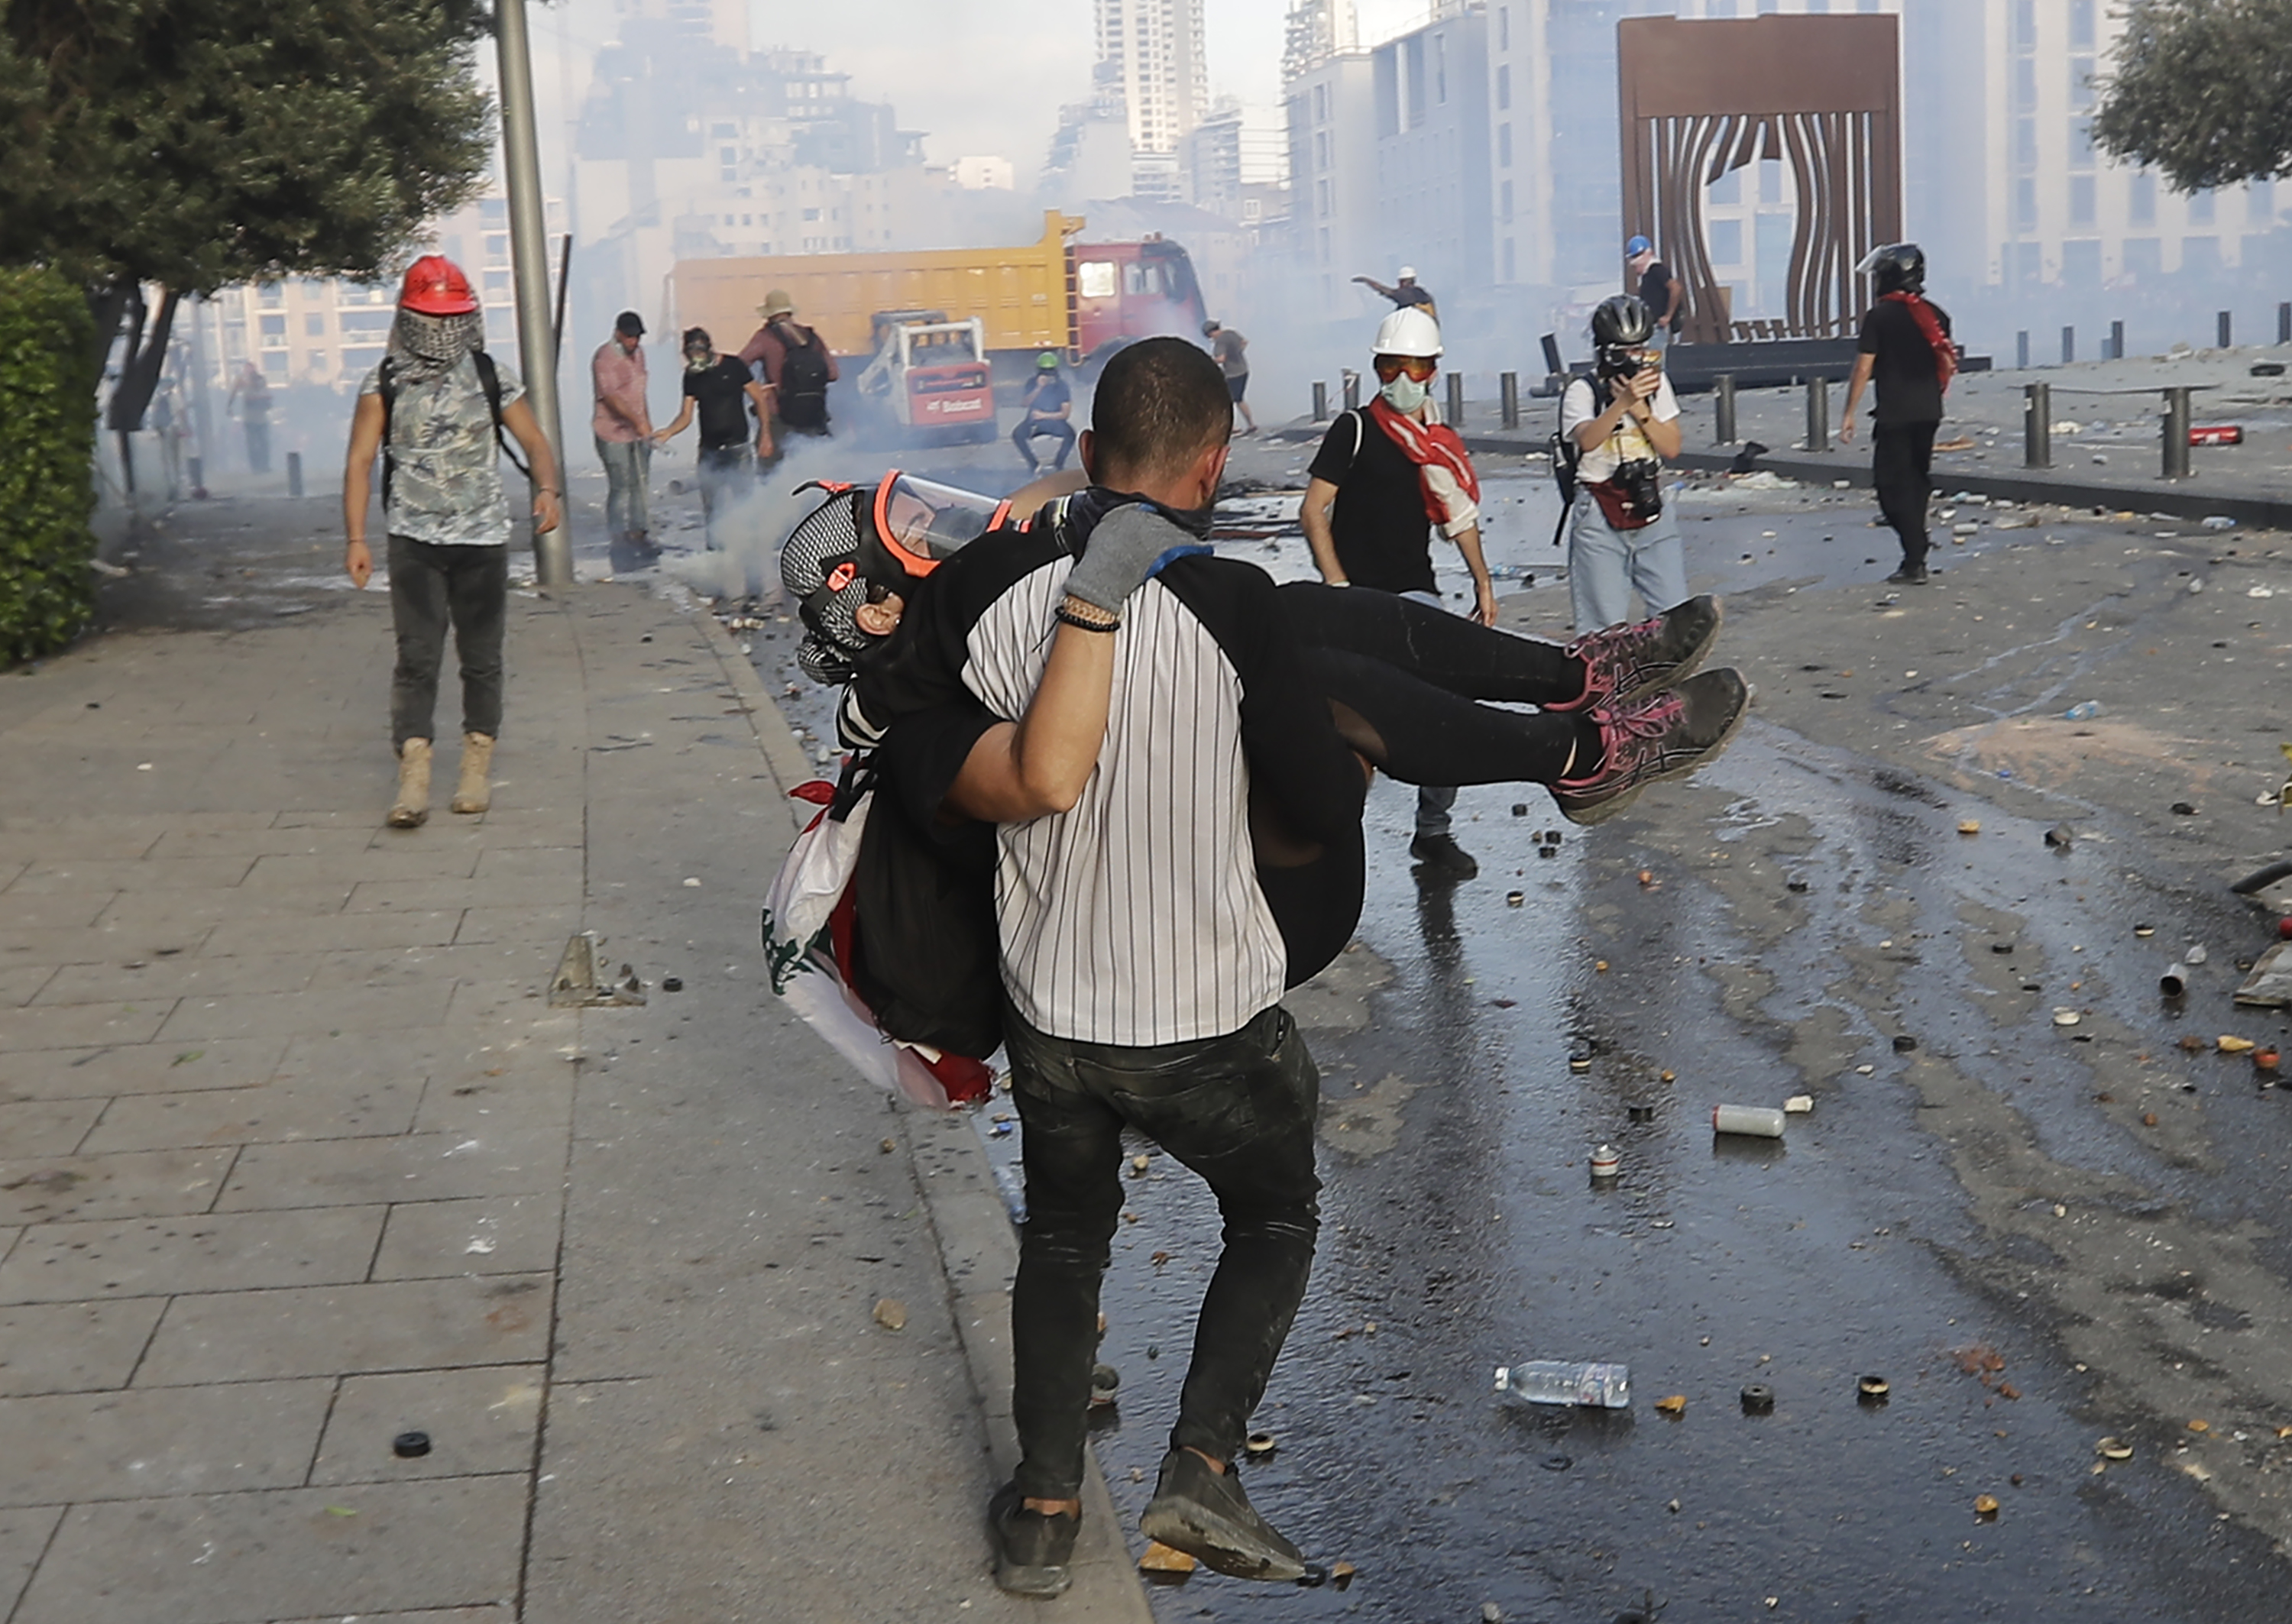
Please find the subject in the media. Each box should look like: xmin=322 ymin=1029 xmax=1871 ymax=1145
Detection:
xmin=777 ymin=465 xmax=1748 ymax=832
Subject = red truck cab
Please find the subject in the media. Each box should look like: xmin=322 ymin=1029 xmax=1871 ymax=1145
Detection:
xmin=1068 ymin=237 xmax=1209 ymax=364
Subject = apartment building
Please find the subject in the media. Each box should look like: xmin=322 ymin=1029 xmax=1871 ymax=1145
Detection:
xmin=187 ymin=189 xmax=564 ymax=398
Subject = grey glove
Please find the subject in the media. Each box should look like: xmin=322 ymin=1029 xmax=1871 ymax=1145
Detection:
xmin=1062 ymin=505 xmax=1212 ymax=614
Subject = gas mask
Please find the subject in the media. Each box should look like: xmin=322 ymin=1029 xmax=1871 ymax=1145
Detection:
xmin=684 ymin=347 xmax=714 ymax=374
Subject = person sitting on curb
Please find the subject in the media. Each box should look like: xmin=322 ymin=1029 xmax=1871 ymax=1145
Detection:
xmin=342 ymin=255 xmax=561 ymax=830
xmin=1012 ymin=351 xmax=1075 ymax=475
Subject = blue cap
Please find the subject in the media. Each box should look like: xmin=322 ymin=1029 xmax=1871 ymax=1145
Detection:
xmin=1625 ymin=235 xmax=1652 ymax=255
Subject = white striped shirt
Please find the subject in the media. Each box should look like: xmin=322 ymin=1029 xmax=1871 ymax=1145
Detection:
xmin=961 ymin=556 xmax=1286 ymax=1047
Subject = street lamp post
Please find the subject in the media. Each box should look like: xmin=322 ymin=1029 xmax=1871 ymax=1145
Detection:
xmin=494 ymin=0 xmax=573 ymax=587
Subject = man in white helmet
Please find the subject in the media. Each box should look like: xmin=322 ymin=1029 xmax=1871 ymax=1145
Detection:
xmin=1355 ymin=266 xmax=1437 ymax=322
xmin=1297 ymin=305 xmax=1496 ymax=882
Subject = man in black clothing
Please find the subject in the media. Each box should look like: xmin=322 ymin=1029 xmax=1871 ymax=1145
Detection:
xmin=1841 ymin=243 xmax=1954 ymax=586
xmin=1298 ymin=305 xmax=1496 ymax=883
xmin=653 ymin=327 xmax=771 ymax=550
xmin=1626 ymin=235 xmax=1684 ymax=344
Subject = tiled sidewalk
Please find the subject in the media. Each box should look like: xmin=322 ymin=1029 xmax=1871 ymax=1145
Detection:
xmin=0 ymin=577 xmax=1149 ymax=1622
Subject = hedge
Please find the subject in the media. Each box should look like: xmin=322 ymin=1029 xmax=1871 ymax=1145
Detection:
xmin=0 ymin=267 xmax=99 ymax=665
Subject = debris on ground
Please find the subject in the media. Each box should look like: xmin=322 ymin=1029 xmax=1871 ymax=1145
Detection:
xmin=1975 ymin=1494 xmax=2000 ymax=1518
xmin=872 ymin=1298 xmax=908 ymax=1331
xmin=2235 ymin=944 xmax=2292 ymax=1008
xmin=1654 ymin=1394 xmax=1687 ymax=1415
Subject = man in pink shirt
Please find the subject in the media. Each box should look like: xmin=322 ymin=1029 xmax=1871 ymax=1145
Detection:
xmin=592 ymin=310 xmax=656 ymax=564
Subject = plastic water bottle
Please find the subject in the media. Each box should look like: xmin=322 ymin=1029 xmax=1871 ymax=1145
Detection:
xmin=1494 ymin=1361 xmax=1631 ymax=1409
xmin=2062 ymin=700 xmax=2103 ymax=721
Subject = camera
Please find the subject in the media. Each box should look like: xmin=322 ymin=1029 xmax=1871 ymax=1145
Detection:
xmin=1613 ymin=458 xmax=1663 ymax=521
xmin=1597 ymin=345 xmax=1650 ymax=380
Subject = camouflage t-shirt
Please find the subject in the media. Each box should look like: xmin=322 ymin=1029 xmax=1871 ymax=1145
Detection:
xmin=358 ymin=355 xmax=526 ymax=547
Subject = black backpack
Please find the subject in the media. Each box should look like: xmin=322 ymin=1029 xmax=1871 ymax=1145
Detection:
xmin=375 ymin=351 xmax=528 ymax=510
xmin=775 ymin=325 xmax=834 ymax=430
xmin=1548 ymin=383 xmax=1590 ymax=545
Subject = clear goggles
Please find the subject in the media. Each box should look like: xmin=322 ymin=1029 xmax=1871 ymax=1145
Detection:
xmin=869 ymin=472 xmax=1012 ymax=576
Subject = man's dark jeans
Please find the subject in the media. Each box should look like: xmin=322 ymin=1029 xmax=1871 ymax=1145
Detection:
xmin=387 ymin=535 xmax=507 ymax=751
xmin=1005 ymin=1003 xmax=1322 ymax=1501
xmin=1873 ymin=419 xmax=1939 ymax=568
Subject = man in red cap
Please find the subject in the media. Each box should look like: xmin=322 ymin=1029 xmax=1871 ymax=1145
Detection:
xmin=342 ymin=254 xmax=562 ymax=829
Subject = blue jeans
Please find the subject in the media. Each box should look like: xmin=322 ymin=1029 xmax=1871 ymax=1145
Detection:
xmin=1566 ymin=491 xmax=1686 ymax=633
xmin=595 ymin=436 xmax=652 ymax=540
xmin=1005 ymin=1004 xmax=1321 ymax=1499
xmin=1014 ymin=416 xmax=1075 ymax=471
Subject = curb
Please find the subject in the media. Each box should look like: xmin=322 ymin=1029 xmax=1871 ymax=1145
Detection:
xmin=690 ymin=603 xmax=1157 ymax=1621
xmin=1270 ymin=417 xmax=2292 ymax=529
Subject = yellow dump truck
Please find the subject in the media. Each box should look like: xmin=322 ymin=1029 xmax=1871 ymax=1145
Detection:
xmin=669 ymin=212 xmax=1207 ymax=372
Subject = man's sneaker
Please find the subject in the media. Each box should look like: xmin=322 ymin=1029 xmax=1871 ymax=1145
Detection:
xmin=1140 ymin=1448 xmax=1307 ymax=1583
xmin=1409 ymin=833 xmax=1479 ymax=882
xmin=988 ymin=1483 xmax=1076 ymax=1598
xmin=1552 ymin=669 xmax=1752 ymax=827
xmin=1547 ymin=594 xmax=1723 ymax=713
xmin=1886 ymin=563 xmax=1930 ymax=585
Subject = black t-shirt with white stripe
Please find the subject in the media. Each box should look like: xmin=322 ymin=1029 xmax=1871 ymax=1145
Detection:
xmin=855 ymin=511 xmax=1366 ymax=1047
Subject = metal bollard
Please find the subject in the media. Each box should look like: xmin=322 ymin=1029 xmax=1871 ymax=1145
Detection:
xmin=1445 ymin=371 xmax=1465 ymax=426
xmin=2061 ymin=325 xmax=2075 ymax=365
xmin=1539 ymin=334 xmax=1565 ymax=379
xmin=2016 ymin=330 xmax=2030 ymax=369
xmin=2281 ymin=302 xmax=2291 ymax=345
xmin=2161 ymin=385 xmax=2193 ymax=480
xmin=2024 ymin=381 xmax=2051 ymax=469
xmin=1312 ymin=381 xmax=1328 ymax=423
xmin=286 ymin=451 xmax=303 ymax=498
xmin=187 ymin=455 xmax=203 ymax=491
xmin=1805 ymin=377 xmax=1828 ymax=453
xmin=1500 ymin=370 xmax=1520 ymax=429
xmin=1714 ymin=374 xmax=1738 ymax=444
xmin=2109 ymin=319 xmax=2124 ymax=361
xmin=2219 ymin=310 xmax=2233 ymax=348
xmin=1342 ymin=369 xmax=1360 ymax=412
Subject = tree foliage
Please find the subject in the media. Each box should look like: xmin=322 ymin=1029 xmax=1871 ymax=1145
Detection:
xmin=0 ymin=0 xmax=497 ymax=296
xmin=2092 ymin=0 xmax=2292 ymax=192
xmin=0 ymin=266 xmax=99 ymax=663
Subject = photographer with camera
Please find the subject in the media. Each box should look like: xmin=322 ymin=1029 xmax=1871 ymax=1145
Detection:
xmin=1561 ymin=295 xmax=1685 ymax=632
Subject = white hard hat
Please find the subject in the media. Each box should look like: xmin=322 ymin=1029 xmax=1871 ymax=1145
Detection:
xmin=1398 ymin=266 xmax=1418 ymax=280
xmin=1371 ymin=306 xmax=1442 ymax=358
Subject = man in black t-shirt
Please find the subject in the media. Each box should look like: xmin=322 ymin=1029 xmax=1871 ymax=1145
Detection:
xmin=1626 ymin=236 xmax=1683 ymax=344
xmin=1353 ymin=267 xmax=1438 ymax=321
xmin=655 ymin=327 xmax=771 ymax=549
xmin=1299 ymin=306 xmax=1497 ymax=883
xmin=1840 ymin=244 xmax=1954 ymax=586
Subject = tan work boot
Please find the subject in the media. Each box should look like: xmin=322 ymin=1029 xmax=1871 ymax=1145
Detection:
xmin=451 ymin=731 xmax=494 ymax=814
xmin=387 ymin=738 xmax=432 ymax=829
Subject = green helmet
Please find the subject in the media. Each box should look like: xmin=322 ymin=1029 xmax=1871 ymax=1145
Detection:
xmin=1036 ymin=351 xmax=1060 ymax=370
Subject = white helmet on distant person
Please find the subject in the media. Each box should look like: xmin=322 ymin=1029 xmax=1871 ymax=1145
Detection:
xmin=1371 ymin=306 xmax=1442 ymax=359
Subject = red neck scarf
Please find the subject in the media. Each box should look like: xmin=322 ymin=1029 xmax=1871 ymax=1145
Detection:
xmin=1365 ymin=396 xmax=1482 ymax=535
xmin=1881 ymin=291 xmax=1957 ymax=393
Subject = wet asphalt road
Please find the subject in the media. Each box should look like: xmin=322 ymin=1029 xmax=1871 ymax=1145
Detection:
xmin=926 ymin=450 xmax=2292 ymax=1622
xmin=102 ymin=446 xmax=2292 ymax=1622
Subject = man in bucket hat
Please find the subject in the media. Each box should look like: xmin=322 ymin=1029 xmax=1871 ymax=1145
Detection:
xmin=738 ymin=289 xmax=840 ymax=448
xmin=342 ymin=254 xmax=561 ymax=829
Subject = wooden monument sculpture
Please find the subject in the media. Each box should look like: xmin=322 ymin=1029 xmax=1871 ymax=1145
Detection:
xmin=1618 ymin=13 xmax=1902 ymax=346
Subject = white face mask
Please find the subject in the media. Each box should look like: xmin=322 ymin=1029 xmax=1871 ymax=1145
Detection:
xmin=1379 ymin=374 xmax=1429 ymax=412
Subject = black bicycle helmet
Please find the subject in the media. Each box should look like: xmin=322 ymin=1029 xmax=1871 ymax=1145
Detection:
xmin=1591 ymin=294 xmax=1655 ymax=349
xmin=1860 ymin=242 xmax=1926 ymax=296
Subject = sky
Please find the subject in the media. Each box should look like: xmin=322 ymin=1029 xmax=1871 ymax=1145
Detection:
xmin=526 ymin=0 xmax=1441 ymax=185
